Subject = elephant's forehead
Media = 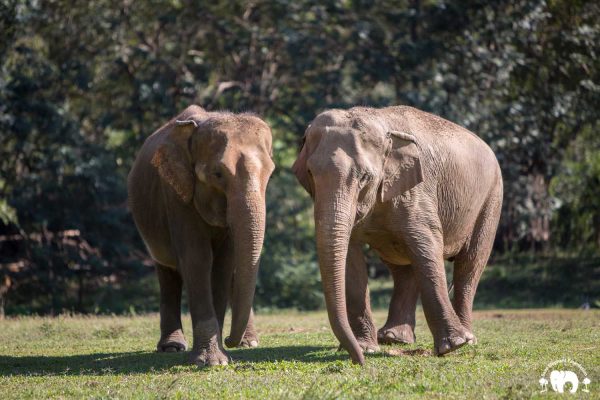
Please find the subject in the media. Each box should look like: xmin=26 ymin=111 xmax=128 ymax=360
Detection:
xmin=202 ymin=115 xmax=270 ymax=138
xmin=194 ymin=124 xmax=270 ymax=154
xmin=317 ymin=129 xmax=358 ymax=154
xmin=310 ymin=120 xmax=386 ymax=146
xmin=203 ymin=126 xmax=265 ymax=142
xmin=313 ymin=126 xmax=383 ymax=157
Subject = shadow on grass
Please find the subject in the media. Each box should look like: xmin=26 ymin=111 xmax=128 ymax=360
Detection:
xmin=0 ymin=345 xmax=390 ymax=376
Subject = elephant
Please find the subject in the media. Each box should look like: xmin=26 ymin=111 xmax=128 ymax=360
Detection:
xmin=550 ymin=370 xmax=579 ymax=393
xmin=128 ymin=105 xmax=274 ymax=366
xmin=292 ymin=106 xmax=503 ymax=365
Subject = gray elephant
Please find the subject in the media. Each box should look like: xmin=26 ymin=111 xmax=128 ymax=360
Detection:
xmin=128 ymin=105 xmax=274 ymax=366
xmin=293 ymin=106 xmax=502 ymax=364
xmin=550 ymin=370 xmax=579 ymax=393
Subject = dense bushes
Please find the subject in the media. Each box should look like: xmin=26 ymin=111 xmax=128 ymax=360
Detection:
xmin=0 ymin=0 xmax=598 ymax=314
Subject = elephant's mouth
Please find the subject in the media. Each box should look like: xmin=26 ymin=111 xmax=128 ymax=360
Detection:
xmin=354 ymin=185 xmax=379 ymax=225
xmin=354 ymin=211 xmax=370 ymax=226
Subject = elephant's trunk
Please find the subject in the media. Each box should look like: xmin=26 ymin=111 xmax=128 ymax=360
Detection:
xmin=224 ymin=187 xmax=265 ymax=348
xmin=314 ymin=184 xmax=364 ymax=365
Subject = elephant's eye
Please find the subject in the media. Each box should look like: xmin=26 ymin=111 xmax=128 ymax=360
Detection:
xmin=213 ymin=170 xmax=223 ymax=179
xmin=211 ymin=169 xmax=226 ymax=191
xmin=359 ymin=172 xmax=371 ymax=186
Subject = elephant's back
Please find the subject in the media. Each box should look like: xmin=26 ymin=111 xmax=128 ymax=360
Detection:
xmin=128 ymin=149 xmax=177 ymax=266
xmin=435 ymin=129 xmax=502 ymax=256
xmin=388 ymin=107 xmax=502 ymax=254
xmin=127 ymin=121 xmax=170 ymax=219
xmin=384 ymin=105 xmax=500 ymax=181
xmin=127 ymin=123 xmax=179 ymax=267
xmin=127 ymin=105 xmax=209 ymax=267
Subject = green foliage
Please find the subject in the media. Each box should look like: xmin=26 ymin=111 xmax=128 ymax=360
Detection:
xmin=477 ymin=254 xmax=600 ymax=308
xmin=550 ymin=127 xmax=600 ymax=250
xmin=0 ymin=0 xmax=148 ymax=314
xmin=0 ymin=199 xmax=17 ymax=226
xmin=0 ymin=0 xmax=598 ymax=314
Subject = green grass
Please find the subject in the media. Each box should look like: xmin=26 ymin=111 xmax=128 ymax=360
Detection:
xmin=0 ymin=309 xmax=598 ymax=399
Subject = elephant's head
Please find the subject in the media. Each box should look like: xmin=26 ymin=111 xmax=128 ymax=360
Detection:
xmin=152 ymin=107 xmax=274 ymax=348
xmin=292 ymin=110 xmax=422 ymax=364
xmin=550 ymin=370 xmax=579 ymax=393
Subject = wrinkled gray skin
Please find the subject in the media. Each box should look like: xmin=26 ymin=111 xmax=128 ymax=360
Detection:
xmin=128 ymin=105 xmax=274 ymax=366
xmin=293 ymin=106 xmax=502 ymax=365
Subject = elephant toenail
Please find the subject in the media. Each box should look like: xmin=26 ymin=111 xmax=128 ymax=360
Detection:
xmin=250 ymin=340 xmax=258 ymax=347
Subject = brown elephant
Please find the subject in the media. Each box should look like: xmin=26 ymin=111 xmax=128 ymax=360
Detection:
xmin=128 ymin=105 xmax=274 ymax=366
xmin=293 ymin=106 xmax=502 ymax=365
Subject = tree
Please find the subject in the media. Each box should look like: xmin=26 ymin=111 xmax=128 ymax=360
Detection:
xmin=0 ymin=0 xmax=598 ymax=314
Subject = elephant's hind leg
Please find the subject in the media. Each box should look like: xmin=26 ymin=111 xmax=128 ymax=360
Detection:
xmin=156 ymin=263 xmax=187 ymax=352
xmin=452 ymin=188 xmax=502 ymax=342
xmin=378 ymin=264 xmax=418 ymax=345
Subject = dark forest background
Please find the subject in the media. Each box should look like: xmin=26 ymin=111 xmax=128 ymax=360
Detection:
xmin=0 ymin=0 xmax=598 ymax=316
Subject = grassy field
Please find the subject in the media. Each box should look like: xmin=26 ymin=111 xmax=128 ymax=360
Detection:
xmin=0 ymin=309 xmax=598 ymax=399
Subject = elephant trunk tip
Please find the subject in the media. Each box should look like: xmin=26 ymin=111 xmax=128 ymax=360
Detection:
xmin=352 ymin=352 xmax=365 ymax=366
xmin=224 ymin=336 xmax=239 ymax=348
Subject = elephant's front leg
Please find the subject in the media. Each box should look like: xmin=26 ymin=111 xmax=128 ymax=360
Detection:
xmin=180 ymin=247 xmax=230 ymax=367
xmin=406 ymin=229 xmax=474 ymax=356
xmin=343 ymin=240 xmax=379 ymax=353
xmin=378 ymin=264 xmax=418 ymax=345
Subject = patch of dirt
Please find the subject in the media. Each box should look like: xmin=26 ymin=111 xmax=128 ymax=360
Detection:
xmin=384 ymin=348 xmax=432 ymax=356
xmin=473 ymin=309 xmax=600 ymax=321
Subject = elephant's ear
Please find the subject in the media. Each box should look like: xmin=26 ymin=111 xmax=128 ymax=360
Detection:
xmin=292 ymin=134 xmax=313 ymax=196
xmin=151 ymin=121 xmax=196 ymax=203
xmin=379 ymin=130 xmax=423 ymax=202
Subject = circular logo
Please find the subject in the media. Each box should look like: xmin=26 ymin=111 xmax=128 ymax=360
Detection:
xmin=539 ymin=358 xmax=591 ymax=394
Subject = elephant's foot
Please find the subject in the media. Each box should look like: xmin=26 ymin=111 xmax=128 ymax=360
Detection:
xmin=434 ymin=327 xmax=474 ymax=356
xmin=239 ymin=331 xmax=259 ymax=348
xmin=458 ymin=318 xmax=477 ymax=344
xmin=466 ymin=332 xmax=477 ymax=345
xmin=189 ymin=344 xmax=231 ymax=367
xmin=337 ymin=338 xmax=380 ymax=354
xmin=377 ymin=324 xmax=415 ymax=345
xmin=157 ymin=329 xmax=187 ymax=353
xmin=349 ymin=317 xmax=380 ymax=353
xmin=224 ymin=333 xmax=259 ymax=348
xmin=358 ymin=338 xmax=380 ymax=353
